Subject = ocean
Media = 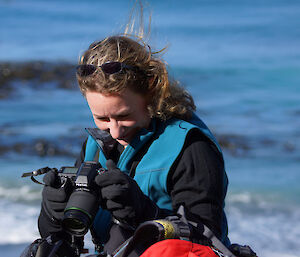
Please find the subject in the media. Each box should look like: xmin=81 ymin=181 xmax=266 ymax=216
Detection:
xmin=0 ymin=0 xmax=300 ymax=256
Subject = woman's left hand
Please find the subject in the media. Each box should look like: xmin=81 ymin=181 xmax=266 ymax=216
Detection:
xmin=95 ymin=160 xmax=159 ymax=226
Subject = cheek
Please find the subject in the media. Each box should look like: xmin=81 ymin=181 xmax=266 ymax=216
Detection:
xmin=136 ymin=109 xmax=151 ymax=128
xmin=120 ymin=120 xmax=138 ymax=128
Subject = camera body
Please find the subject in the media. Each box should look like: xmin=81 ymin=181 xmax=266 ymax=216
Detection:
xmin=58 ymin=161 xmax=101 ymax=189
xmin=57 ymin=161 xmax=103 ymax=236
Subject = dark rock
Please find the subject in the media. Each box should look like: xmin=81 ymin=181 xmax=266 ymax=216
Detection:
xmin=260 ymin=138 xmax=276 ymax=147
xmin=0 ymin=145 xmax=9 ymax=155
xmin=0 ymin=136 xmax=84 ymax=158
xmin=0 ymin=61 xmax=77 ymax=99
xmin=216 ymin=134 xmax=251 ymax=156
xmin=283 ymin=142 xmax=295 ymax=152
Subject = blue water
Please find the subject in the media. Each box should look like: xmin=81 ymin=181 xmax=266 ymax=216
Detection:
xmin=1 ymin=1 xmax=300 ymax=256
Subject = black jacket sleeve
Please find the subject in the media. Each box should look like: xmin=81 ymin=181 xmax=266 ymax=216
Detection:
xmin=167 ymin=129 xmax=226 ymax=239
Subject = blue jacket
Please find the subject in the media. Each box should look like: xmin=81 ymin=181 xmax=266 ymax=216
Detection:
xmin=84 ymin=114 xmax=229 ymax=245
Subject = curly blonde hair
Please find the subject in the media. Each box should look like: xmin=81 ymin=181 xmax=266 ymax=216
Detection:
xmin=77 ymin=35 xmax=195 ymax=120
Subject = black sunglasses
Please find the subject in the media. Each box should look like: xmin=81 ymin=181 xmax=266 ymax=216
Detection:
xmin=76 ymin=61 xmax=138 ymax=77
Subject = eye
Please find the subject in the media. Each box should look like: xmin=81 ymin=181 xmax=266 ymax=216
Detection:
xmin=117 ymin=114 xmax=130 ymax=120
xmin=95 ymin=116 xmax=110 ymax=122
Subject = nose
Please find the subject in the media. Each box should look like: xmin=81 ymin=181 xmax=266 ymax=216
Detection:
xmin=108 ymin=120 xmax=125 ymax=139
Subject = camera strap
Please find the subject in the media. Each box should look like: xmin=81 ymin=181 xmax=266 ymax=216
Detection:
xmin=21 ymin=167 xmax=54 ymax=185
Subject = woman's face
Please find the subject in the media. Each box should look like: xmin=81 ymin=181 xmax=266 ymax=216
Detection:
xmin=85 ymin=89 xmax=151 ymax=146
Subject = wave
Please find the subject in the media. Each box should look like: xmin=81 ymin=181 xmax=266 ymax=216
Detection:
xmin=0 ymin=186 xmax=299 ymax=256
xmin=0 ymin=200 xmax=40 ymax=244
xmin=1 ymin=193 xmax=299 ymax=257
xmin=0 ymin=185 xmax=41 ymax=202
xmin=226 ymin=191 xmax=300 ymax=256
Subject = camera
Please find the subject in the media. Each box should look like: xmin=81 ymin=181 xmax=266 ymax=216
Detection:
xmin=57 ymin=161 xmax=103 ymax=236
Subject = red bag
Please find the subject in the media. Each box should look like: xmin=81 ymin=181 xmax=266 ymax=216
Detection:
xmin=140 ymin=239 xmax=218 ymax=257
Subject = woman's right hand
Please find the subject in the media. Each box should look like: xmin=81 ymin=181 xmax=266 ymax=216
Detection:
xmin=41 ymin=168 xmax=72 ymax=223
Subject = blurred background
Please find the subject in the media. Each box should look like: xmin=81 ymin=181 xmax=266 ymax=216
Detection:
xmin=0 ymin=0 xmax=299 ymax=256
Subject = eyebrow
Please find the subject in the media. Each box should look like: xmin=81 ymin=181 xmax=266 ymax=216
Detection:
xmin=93 ymin=110 xmax=131 ymax=120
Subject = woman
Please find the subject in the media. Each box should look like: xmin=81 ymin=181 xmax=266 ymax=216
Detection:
xmin=38 ymin=35 xmax=230 ymax=256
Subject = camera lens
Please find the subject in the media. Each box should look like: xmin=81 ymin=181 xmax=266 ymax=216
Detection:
xmin=62 ymin=208 xmax=91 ymax=236
xmin=62 ymin=190 xmax=99 ymax=236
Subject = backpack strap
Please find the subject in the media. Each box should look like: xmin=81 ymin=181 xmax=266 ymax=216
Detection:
xmin=176 ymin=206 xmax=236 ymax=257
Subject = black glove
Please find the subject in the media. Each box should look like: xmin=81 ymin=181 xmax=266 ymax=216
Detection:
xmin=95 ymin=160 xmax=159 ymax=226
xmin=40 ymin=167 xmax=72 ymax=225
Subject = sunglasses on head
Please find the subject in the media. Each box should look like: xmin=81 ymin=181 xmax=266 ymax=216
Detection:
xmin=76 ymin=61 xmax=138 ymax=77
